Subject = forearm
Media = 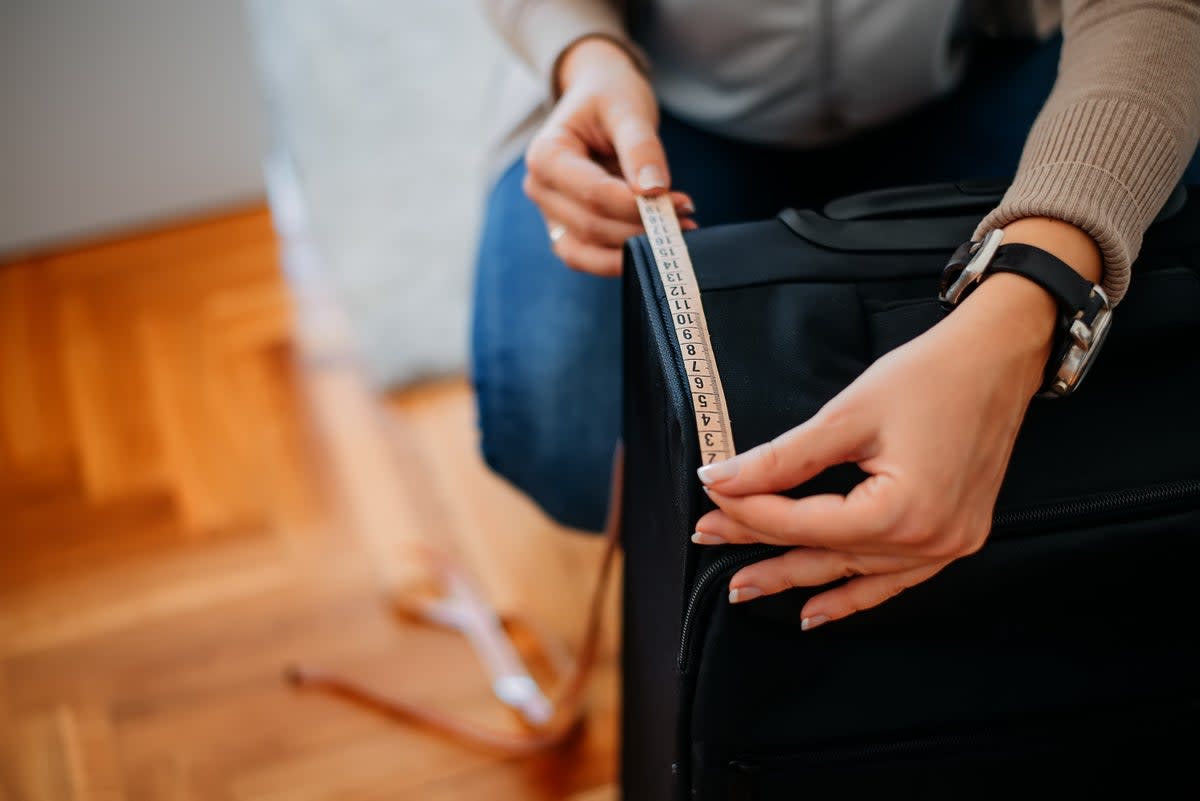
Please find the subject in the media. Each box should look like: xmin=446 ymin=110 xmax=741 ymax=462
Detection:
xmin=481 ymin=0 xmax=648 ymax=98
xmin=975 ymin=0 xmax=1200 ymax=305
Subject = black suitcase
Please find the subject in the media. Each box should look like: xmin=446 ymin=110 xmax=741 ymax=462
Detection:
xmin=620 ymin=182 xmax=1200 ymax=800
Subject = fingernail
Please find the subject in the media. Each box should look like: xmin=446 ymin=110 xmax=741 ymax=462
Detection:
xmin=637 ymin=165 xmax=666 ymax=191
xmin=679 ymin=199 xmax=696 ymax=215
xmin=691 ymin=532 xmax=726 ymax=545
xmin=697 ymin=458 xmax=738 ymax=485
xmin=801 ymin=615 xmax=830 ymax=631
xmin=728 ymin=586 xmax=762 ymax=604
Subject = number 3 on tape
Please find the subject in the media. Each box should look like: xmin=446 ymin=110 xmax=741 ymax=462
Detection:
xmin=636 ymin=195 xmax=736 ymax=464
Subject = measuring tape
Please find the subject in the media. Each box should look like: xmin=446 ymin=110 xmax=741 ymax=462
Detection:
xmin=637 ymin=195 xmax=737 ymax=463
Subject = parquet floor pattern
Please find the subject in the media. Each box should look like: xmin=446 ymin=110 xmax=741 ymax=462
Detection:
xmin=0 ymin=208 xmax=619 ymax=801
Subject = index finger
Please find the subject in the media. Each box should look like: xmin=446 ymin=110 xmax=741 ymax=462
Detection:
xmin=604 ymin=102 xmax=670 ymax=197
xmin=704 ymin=474 xmax=903 ymax=552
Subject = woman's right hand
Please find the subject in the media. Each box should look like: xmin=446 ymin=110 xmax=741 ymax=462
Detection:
xmin=524 ymin=36 xmax=696 ymax=276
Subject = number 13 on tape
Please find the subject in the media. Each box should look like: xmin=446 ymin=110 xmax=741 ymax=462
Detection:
xmin=636 ymin=195 xmax=737 ymax=464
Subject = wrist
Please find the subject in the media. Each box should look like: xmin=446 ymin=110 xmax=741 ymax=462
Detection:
xmin=952 ymin=273 xmax=1059 ymax=394
xmin=948 ymin=217 xmax=1104 ymax=395
xmin=556 ymin=35 xmax=643 ymax=95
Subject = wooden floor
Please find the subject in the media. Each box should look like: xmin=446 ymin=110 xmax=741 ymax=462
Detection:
xmin=0 ymin=208 xmax=620 ymax=800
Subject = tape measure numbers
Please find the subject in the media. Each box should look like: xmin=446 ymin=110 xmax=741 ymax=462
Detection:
xmin=637 ymin=195 xmax=737 ymax=464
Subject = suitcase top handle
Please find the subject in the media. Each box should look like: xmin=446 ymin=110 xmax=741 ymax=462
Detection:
xmin=822 ymin=180 xmax=1187 ymax=225
xmin=784 ymin=181 xmax=1189 ymax=252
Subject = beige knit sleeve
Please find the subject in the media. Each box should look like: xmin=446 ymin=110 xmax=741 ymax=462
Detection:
xmin=974 ymin=0 xmax=1200 ymax=305
xmin=481 ymin=0 xmax=649 ymax=99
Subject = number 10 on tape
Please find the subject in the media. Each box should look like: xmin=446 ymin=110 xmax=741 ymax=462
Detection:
xmin=636 ymin=195 xmax=737 ymax=464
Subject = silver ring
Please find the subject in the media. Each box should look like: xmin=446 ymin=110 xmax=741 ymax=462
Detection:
xmin=548 ymin=223 xmax=567 ymax=244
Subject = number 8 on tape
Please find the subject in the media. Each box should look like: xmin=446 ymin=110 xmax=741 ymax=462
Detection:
xmin=636 ymin=195 xmax=737 ymax=464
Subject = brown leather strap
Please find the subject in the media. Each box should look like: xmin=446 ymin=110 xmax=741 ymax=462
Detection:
xmin=286 ymin=445 xmax=623 ymax=756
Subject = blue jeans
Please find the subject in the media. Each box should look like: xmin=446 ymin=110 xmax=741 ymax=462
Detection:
xmin=471 ymin=37 xmax=1200 ymax=531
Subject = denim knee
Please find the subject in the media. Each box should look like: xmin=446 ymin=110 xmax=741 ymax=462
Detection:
xmin=474 ymin=373 xmax=617 ymax=532
xmin=470 ymin=160 xmax=622 ymax=532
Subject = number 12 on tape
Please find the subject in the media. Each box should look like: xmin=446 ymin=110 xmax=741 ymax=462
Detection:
xmin=636 ymin=194 xmax=736 ymax=464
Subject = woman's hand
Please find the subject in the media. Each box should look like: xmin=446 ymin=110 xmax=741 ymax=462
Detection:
xmin=524 ymin=37 xmax=696 ymax=276
xmin=692 ymin=218 xmax=1103 ymax=629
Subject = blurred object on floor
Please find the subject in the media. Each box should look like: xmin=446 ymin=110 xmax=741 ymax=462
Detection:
xmin=246 ymin=0 xmax=505 ymax=389
xmin=0 ymin=207 xmax=618 ymax=800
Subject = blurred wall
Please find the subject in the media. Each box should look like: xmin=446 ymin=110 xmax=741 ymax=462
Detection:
xmin=0 ymin=0 xmax=265 ymax=255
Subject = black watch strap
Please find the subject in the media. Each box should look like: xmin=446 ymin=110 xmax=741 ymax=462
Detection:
xmin=988 ymin=243 xmax=1100 ymax=317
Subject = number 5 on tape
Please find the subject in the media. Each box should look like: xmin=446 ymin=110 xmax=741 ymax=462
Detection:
xmin=636 ymin=195 xmax=736 ymax=464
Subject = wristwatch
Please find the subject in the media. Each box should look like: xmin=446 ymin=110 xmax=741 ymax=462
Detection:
xmin=938 ymin=228 xmax=1113 ymax=398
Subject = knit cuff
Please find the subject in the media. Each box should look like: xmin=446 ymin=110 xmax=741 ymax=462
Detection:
xmin=509 ymin=2 xmax=650 ymax=102
xmin=975 ymin=97 xmax=1182 ymax=306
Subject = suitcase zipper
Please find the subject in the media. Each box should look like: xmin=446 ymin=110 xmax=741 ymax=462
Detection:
xmin=678 ymin=477 xmax=1200 ymax=670
xmin=679 ymin=543 xmax=779 ymax=669
xmin=989 ymin=480 xmax=1200 ymax=529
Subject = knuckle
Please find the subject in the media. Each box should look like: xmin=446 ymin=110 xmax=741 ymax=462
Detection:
xmin=817 ymin=398 xmax=859 ymax=430
xmin=599 ymin=252 xmax=623 ymax=275
xmin=877 ymin=504 xmax=909 ymax=539
xmin=573 ymin=249 xmax=605 ymax=275
xmin=844 ymin=588 xmax=872 ymax=614
xmin=524 ymin=142 xmax=545 ymax=174
xmin=579 ymin=180 xmax=609 ymax=213
xmin=525 ymin=136 xmax=559 ymax=181
xmin=849 ymin=581 xmax=899 ymax=613
xmin=841 ymin=554 xmax=867 ymax=578
xmin=757 ymin=439 xmax=785 ymax=474
xmin=888 ymin=493 xmax=946 ymax=545
xmin=615 ymin=118 xmax=655 ymax=149
xmin=961 ymin=537 xmax=986 ymax=557
xmin=923 ymin=525 xmax=973 ymax=559
xmin=888 ymin=519 xmax=930 ymax=551
xmin=958 ymin=524 xmax=988 ymax=556
xmin=774 ymin=561 xmax=804 ymax=592
xmin=576 ymin=215 xmax=604 ymax=243
xmin=521 ymin=173 xmax=539 ymax=200
xmin=866 ymin=495 xmax=908 ymax=541
xmin=923 ymin=539 xmax=957 ymax=560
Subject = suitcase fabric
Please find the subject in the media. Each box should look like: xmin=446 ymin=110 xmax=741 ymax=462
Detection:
xmin=620 ymin=183 xmax=1200 ymax=800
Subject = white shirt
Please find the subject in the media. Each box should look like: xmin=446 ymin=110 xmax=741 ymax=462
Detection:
xmin=640 ymin=0 xmax=970 ymax=147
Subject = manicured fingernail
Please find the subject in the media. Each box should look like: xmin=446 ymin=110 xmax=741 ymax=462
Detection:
xmin=728 ymin=587 xmax=762 ymax=604
xmin=691 ymin=532 xmax=726 ymax=545
xmin=801 ymin=615 xmax=830 ymax=631
xmin=697 ymin=458 xmax=738 ymax=485
xmin=638 ymin=165 xmax=666 ymax=191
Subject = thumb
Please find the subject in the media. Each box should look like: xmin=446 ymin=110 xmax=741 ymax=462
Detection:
xmin=697 ymin=407 xmax=874 ymax=496
xmin=602 ymin=101 xmax=670 ymax=196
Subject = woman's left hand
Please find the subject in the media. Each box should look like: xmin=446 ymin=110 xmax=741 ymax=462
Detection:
xmin=692 ymin=264 xmax=1070 ymax=630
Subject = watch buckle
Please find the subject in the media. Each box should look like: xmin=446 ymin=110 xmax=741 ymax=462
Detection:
xmin=1069 ymin=318 xmax=1092 ymax=349
xmin=1042 ymin=286 xmax=1113 ymax=399
xmin=940 ymin=228 xmax=1005 ymax=306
